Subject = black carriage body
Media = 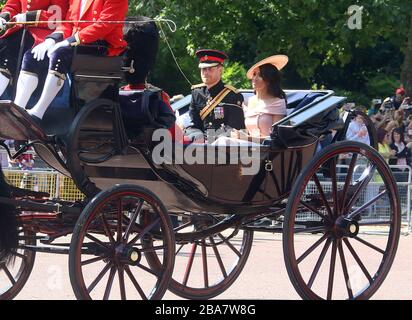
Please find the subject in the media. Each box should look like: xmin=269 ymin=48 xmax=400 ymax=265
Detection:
xmin=0 ymin=51 xmax=345 ymax=215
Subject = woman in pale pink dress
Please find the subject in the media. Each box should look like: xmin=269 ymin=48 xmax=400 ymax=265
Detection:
xmin=244 ymin=55 xmax=288 ymax=138
xmin=212 ymin=55 xmax=288 ymax=146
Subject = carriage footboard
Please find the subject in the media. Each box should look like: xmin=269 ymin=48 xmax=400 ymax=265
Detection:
xmin=0 ymin=101 xmax=47 ymax=141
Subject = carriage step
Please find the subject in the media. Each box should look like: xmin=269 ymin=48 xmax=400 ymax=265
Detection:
xmin=0 ymin=101 xmax=47 ymax=141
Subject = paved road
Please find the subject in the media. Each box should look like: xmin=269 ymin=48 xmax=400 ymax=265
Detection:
xmin=8 ymin=230 xmax=412 ymax=300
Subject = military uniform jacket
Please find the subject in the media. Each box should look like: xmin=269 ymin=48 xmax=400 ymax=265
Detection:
xmin=0 ymin=0 xmax=69 ymax=45
xmin=189 ymin=80 xmax=245 ymax=131
xmin=55 ymin=0 xmax=128 ymax=56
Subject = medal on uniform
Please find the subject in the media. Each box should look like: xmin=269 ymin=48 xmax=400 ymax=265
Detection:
xmin=214 ymin=106 xmax=225 ymax=119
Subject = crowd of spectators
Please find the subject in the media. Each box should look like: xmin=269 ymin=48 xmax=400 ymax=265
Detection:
xmin=347 ymin=87 xmax=412 ymax=182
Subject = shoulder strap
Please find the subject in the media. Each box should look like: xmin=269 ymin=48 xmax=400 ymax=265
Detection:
xmin=191 ymin=83 xmax=207 ymax=90
xmin=224 ymin=84 xmax=239 ymax=93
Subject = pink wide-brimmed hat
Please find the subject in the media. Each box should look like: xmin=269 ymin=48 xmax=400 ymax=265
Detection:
xmin=246 ymin=55 xmax=289 ymax=79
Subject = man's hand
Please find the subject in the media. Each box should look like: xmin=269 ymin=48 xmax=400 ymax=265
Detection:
xmin=31 ymin=38 xmax=56 ymax=61
xmin=47 ymin=40 xmax=70 ymax=58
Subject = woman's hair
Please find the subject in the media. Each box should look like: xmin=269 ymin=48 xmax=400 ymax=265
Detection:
xmin=391 ymin=127 xmax=405 ymax=144
xmin=377 ymin=128 xmax=388 ymax=144
xmin=259 ymin=63 xmax=286 ymax=100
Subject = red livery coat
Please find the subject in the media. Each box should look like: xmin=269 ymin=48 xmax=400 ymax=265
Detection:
xmin=0 ymin=0 xmax=69 ymax=45
xmin=56 ymin=0 xmax=128 ymax=56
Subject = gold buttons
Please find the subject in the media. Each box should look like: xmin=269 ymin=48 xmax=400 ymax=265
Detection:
xmin=94 ymin=10 xmax=97 ymax=14
xmin=27 ymin=5 xmax=30 ymax=9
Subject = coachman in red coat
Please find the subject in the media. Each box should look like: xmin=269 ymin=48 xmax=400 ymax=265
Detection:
xmin=0 ymin=0 xmax=69 ymax=98
xmin=13 ymin=0 xmax=128 ymax=123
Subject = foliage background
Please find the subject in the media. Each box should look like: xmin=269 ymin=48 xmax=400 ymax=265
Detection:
xmin=1 ymin=0 xmax=412 ymax=106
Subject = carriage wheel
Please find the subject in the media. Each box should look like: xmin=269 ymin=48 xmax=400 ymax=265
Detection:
xmin=144 ymin=213 xmax=253 ymax=300
xmin=69 ymin=185 xmax=175 ymax=300
xmin=0 ymin=229 xmax=36 ymax=300
xmin=283 ymin=141 xmax=400 ymax=300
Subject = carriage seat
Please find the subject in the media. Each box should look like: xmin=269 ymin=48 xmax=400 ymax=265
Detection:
xmin=70 ymin=54 xmax=123 ymax=78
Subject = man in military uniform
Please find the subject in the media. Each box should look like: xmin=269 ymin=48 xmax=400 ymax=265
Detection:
xmin=186 ymin=49 xmax=245 ymax=141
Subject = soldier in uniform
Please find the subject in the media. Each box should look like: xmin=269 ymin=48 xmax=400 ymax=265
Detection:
xmin=186 ymin=49 xmax=245 ymax=141
xmin=0 ymin=0 xmax=69 ymax=98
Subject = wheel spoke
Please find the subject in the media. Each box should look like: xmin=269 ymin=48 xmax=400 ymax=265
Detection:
xmin=85 ymin=233 xmax=111 ymax=250
xmin=209 ymin=237 xmax=228 ymax=279
xmin=2 ymin=265 xmax=16 ymax=285
xmin=183 ymin=243 xmax=197 ymax=286
xmin=347 ymin=190 xmax=387 ymax=220
xmin=312 ymin=174 xmax=333 ymax=217
xmin=343 ymin=238 xmax=373 ymax=284
xmin=340 ymin=153 xmax=358 ymax=210
xmin=327 ymin=240 xmax=338 ymax=300
xmin=128 ymin=217 xmax=161 ymax=246
xmin=201 ymin=240 xmax=209 ymax=288
xmin=338 ymin=240 xmax=354 ymax=299
xmin=217 ymin=233 xmax=241 ymax=258
xmin=116 ymin=197 xmax=123 ymax=243
xmin=308 ymin=238 xmax=332 ymax=289
xmin=81 ymin=255 xmax=107 ymax=266
xmin=101 ymin=215 xmax=116 ymax=246
xmin=344 ymin=165 xmax=376 ymax=213
xmin=103 ymin=266 xmax=117 ymax=300
xmin=124 ymin=265 xmax=147 ymax=300
xmin=297 ymin=233 xmax=329 ymax=264
xmin=299 ymin=201 xmax=329 ymax=222
xmin=353 ymin=236 xmax=385 ymax=255
xmin=175 ymin=244 xmax=185 ymax=256
xmin=136 ymin=263 xmax=161 ymax=277
xmin=14 ymin=252 xmax=27 ymax=260
xmin=329 ymin=157 xmax=339 ymax=217
xmin=123 ymin=200 xmax=143 ymax=243
xmin=118 ymin=267 xmax=126 ymax=300
xmin=87 ymin=262 xmax=112 ymax=294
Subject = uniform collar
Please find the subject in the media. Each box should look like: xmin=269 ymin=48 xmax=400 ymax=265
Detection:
xmin=207 ymin=80 xmax=224 ymax=96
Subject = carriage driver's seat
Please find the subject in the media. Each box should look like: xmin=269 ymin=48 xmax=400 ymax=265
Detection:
xmin=0 ymin=50 xmax=124 ymax=143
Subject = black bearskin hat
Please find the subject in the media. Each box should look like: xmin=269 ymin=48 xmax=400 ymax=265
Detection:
xmin=123 ymin=16 xmax=160 ymax=85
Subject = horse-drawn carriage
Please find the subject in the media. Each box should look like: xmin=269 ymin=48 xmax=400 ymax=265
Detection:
xmin=0 ymin=22 xmax=400 ymax=300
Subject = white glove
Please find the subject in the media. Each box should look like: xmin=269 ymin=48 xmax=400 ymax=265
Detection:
xmin=47 ymin=40 xmax=70 ymax=58
xmin=13 ymin=13 xmax=26 ymax=23
xmin=31 ymin=38 xmax=56 ymax=61
xmin=0 ymin=17 xmax=7 ymax=31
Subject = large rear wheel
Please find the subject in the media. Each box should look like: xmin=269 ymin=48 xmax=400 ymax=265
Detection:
xmin=283 ymin=141 xmax=400 ymax=300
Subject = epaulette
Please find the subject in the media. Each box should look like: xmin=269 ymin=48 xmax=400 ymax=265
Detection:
xmin=191 ymin=83 xmax=207 ymax=90
xmin=224 ymin=84 xmax=239 ymax=93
